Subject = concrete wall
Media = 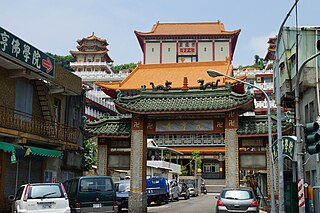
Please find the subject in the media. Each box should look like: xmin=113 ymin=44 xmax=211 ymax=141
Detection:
xmin=198 ymin=42 xmax=212 ymax=62
xmin=214 ymin=41 xmax=230 ymax=61
xmin=162 ymin=42 xmax=176 ymax=63
xmin=145 ymin=42 xmax=160 ymax=64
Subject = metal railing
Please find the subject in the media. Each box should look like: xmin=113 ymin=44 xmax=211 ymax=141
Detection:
xmin=0 ymin=105 xmax=79 ymax=144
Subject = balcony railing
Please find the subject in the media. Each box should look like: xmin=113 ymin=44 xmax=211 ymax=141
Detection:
xmin=73 ymin=71 xmax=129 ymax=81
xmin=0 ymin=105 xmax=79 ymax=144
xmin=254 ymin=82 xmax=274 ymax=91
xmin=86 ymin=93 xmax=117 ymax=113
xmin=254 ymin=100 xmax=277 ymax=109
xmin=147 ymin=160 xmax=181 ymax=174
xmin=233 ymin=69 xmax=273 ymax=77
xmin=70 ymin=61 xmax=109 ymax=66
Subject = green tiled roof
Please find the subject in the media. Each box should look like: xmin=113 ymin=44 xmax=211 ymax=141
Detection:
xmin=82 ymin=116 xmax=131 ymax=137
xmin=237 ymin=115 xmax=291 ymax=135
xmin=115 ymin=87 xmax=253 ymax=114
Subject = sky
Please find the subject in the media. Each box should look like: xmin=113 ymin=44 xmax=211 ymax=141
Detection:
xmin=1 ymin=0 xmax=320 ymax=67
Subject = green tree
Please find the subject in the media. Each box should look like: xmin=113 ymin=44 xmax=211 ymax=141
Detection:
xmin=111 ymin=63 xmax=137 ymax=73
xmin=47 ymin=53 xmax=74 ymax=71
xmin=82 ymin=138 xmax=98 ymax=171
xmin=180 ymin=165 xmax=188 ymax=176
xmin=191 ymin=150 xmax=202 ymax=175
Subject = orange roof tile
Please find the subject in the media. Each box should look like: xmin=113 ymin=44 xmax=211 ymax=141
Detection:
xmin=135 ymin=21 xmax=240 ymax=36
xmin=96 ymin=60 xmax=244 ymax=91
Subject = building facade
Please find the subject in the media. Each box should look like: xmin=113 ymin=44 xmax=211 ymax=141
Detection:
xmin=277 ymin=26 xmax=320 ymax=209
xmin=135 ymin=21 xmax=240 ymax=64
xmin=0 ymin=26 xmax=84 ymax=212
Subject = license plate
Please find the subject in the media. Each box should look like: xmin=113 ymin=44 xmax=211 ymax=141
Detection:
xmin=93 ymin=203 xmax=102 ymax=208
xmin=41 ymin=203 xmax=53 ymax=209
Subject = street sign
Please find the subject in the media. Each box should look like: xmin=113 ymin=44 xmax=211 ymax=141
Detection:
xmin=0 ymin=26 xmax=55 ymax=78
xmin=272 ymin=136 xmax=296 ymax=162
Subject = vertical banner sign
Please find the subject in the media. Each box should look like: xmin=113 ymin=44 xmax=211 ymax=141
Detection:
xmin=0 ymin=27 xmax=55 ymax=78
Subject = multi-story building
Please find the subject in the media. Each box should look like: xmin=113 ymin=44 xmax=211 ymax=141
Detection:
xmin=276 ymin=26 xmax=320 ymax=208
xmin=135 ymin=21 xmax=240 ymax=64
xmin=70 ymin=33 xmax=128 ymax=120
xmin=0 ymin=26 xmax=84 ymax=212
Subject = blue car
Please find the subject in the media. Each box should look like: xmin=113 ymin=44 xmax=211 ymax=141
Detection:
xmin=114 ymin=180 xmax=130 ymax=211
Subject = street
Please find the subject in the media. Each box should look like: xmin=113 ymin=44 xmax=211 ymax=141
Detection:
xmin=148 ymin=193 xmax=216 ymax=213
xmin=119 ymin=193 xmax=218 ymax=213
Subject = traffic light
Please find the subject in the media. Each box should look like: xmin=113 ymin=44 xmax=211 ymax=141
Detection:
xmin=304 ymin=122 xmax=320 ymax=155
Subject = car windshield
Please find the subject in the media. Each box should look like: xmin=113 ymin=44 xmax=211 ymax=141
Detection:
xmin=29 ymin=184 xmax=63 ymax=199
xmin=221 ymin=189 xmax=253 ymax=200
xmin=116 ymin=182 xmax=130 ymax=192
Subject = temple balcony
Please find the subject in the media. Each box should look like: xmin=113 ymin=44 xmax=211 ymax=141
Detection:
xmin=73 ymin=71 xmax=129 ymax=82
xmin=233 ymin=69 xmax=273 ymax=78
xmin=86 ymin=92 xmax=118 ymax=114
xmin=254 ymin=82 xmax=274 ymax=91
xmin=254 ymin=100 xmax=277 ymax=109
xmin=70 ymin=61 xmax=110 ymax=67
xmin=0 ymin=105 xmax=78 ymax=145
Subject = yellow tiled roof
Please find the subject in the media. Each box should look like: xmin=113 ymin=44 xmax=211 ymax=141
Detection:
xmin=135 ymin=21 xmax=240 ymax=36
xmin=96 ymin=60 xmax=243 ymax=90
xmin=76 ymin=33 xmax=108 ymax=45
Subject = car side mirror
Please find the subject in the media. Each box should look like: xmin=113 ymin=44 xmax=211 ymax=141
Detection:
xmin=8 ymin=195 xmax=15 ymax=201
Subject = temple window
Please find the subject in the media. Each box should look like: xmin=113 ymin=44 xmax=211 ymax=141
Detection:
xmin=204 ymin=47 xmax=207 ymax=52
xmin=152 ymin=48 xmax=154 ymax=52
xmin=221 ymin=47 xmax=224 ymax=51
xmin=87 ymin=68 xmax=91 ymax=71
xmin=168 ymin=48 xmax=170 ymax=52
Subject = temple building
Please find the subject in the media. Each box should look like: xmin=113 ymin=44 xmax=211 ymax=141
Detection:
xmin=83 ymin=21 xmax=291 ymax=212
xmin=135 ymin=21 xmax=240 ymax=64
xmin=70 ymin=33 xmax=129 ymax=120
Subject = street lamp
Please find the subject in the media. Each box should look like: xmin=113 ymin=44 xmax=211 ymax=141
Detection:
xmin=207 ymin=69 xmax=276 ymax=213
xmin=274 ymin=1 xmax=300 ymax=212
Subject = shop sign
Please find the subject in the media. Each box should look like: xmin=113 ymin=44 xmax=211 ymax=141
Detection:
xmin=272 ymin=136 xmax=296 ymax=162
xmin=0 ymin=26 xmax=55 ymax=78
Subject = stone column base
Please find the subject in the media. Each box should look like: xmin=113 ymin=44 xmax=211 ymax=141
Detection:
xmin=128 ymin=192 xmax=147 ymax=213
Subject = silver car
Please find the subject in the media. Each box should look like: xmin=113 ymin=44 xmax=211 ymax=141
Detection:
xmin=215 ymin=187 xmax=259 ymax=213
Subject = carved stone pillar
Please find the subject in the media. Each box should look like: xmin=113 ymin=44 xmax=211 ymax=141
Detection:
xmin=224 ymin=110 xmax=239 ymax=187
xmin=128 ymin=115 xmax=147 ymax=213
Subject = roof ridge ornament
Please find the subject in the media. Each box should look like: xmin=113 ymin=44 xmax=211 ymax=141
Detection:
xmin=150 ymin=80 xmax=172 ymax=91
xmin=197 ymin=79 xmax=220 ymax=90
xmin=181 ymin=77 xmax=189 ymax=91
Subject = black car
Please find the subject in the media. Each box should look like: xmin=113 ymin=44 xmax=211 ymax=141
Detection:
xmin=178 ymin=182 xmax=190 ymax=199
xmin=114 ymin=180 xmax=130 ymax=211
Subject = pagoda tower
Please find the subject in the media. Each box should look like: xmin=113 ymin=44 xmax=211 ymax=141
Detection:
xmin=70 ymin=32 xmax=113 ymax=73
xmin=70 ymin=33 xmax=129 ymax=120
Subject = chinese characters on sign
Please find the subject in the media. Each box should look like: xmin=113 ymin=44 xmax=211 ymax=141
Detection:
xmin=0 ymin=27 xmax=55 ymax=77
xmin=272 ymin=136 xmax=296 ymax=162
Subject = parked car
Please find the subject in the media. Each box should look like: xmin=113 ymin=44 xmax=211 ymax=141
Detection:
xmin=215 ymin=187 xmax=259 ymax=213
xmin=63 ymin=176 xmax=117 ymax=213
xmin=114 ymin=180 xmax=130 ymax=211
xmin=9 ymin=183 xmax=70 ymax=213
xmin=187 ymin=183 xmax=198 ymax=197
xmin=178 ymin=182 xmax=190 ymax=199
xmin=167 ymin=180 xmax=179 ymax=202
